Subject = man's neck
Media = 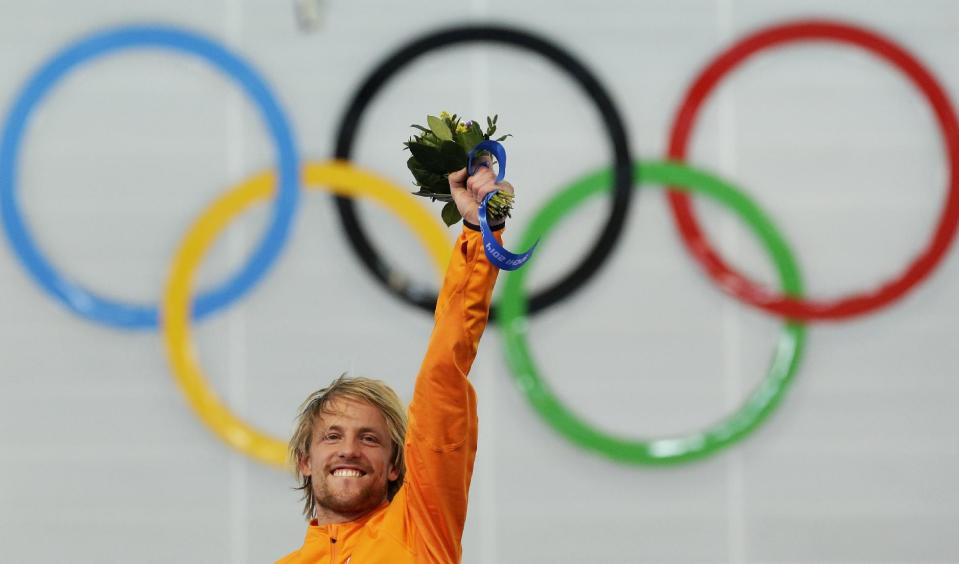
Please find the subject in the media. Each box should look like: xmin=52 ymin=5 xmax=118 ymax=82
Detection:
xmin=313 ymin=500 xmax=388 ymax=527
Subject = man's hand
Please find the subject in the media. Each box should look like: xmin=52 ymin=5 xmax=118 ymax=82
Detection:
xmin=448 ymin=156 xmax=514 ymax=226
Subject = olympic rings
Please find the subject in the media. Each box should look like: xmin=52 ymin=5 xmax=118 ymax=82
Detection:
xmin=5 ymin=18 xmax=958 ymax=467
xmin=667 ymin=20 xmax=959 ymax=321
xmin=161 ymin=161 xmax=450 ymax=467
xmin=0 ymin=24 xmax=301 ymax=329
xmin=498 ymin=161 xmax=806 ymax=463
xmin=332 ymin=25 xmax=634 ymax=322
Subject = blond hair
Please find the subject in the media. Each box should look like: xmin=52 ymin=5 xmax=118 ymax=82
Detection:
xmin=290 ymin=375 xmax=407 ymax=519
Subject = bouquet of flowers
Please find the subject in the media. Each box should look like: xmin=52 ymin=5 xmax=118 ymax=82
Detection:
xmin=404 ymin=112 xmax=514 ymax=226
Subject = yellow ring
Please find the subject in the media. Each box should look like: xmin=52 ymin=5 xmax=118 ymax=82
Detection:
xmin=161 ymin=160 xmax=452 ymax=467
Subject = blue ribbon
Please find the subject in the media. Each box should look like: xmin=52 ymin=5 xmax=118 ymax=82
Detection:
xmin=467 ymin=140 xmax=537 ymax=271
xmin=478 ymin=191 xmax=538 ymax=271
xmin=467 ymin=139 xmax=507 ymax=182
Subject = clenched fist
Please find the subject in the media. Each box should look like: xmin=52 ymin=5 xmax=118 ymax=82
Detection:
xmin=447 ymin=156 xmax=514 ymax=226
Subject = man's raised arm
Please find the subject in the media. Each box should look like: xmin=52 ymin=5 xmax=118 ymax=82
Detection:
xmin=402 ymin=161 xmax=509 ymax=562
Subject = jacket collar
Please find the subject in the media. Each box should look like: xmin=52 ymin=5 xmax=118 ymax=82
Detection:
xmin=304 ymin=500 xmax=390 ymax=544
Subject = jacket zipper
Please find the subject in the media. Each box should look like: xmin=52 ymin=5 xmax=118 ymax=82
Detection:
xmin=329 ymin=524 xmax=338 ymax=564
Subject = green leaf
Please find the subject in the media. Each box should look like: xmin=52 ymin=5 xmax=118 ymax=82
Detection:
xmin=418 ymin=176 xmax=452 ymax=195
xmin=408 ymin=140 xmax=466 ymax=173
xmin=407 ymin=142 xmax=446 ymax=171
xmin=485 ymin=114 xmax=499 ymax=138
xmin=407 ymin=156 xmax=448 ymax=190
xmin=457 ymin=121 xmax=480 ymax=149
xmin=455 ymin=123 xmax=484 ymax=152
xmin=441 ymin=201 xmax=462 ymax=227
xmin=423 ymin=132 xmax=444 ymax=148
xmin=437 ymin=140 xmax=468 ymax=171
xmin=427 ymin=179 xmax=452 ymax=195
xmin=427 ymin=115 xmax=453 ymax=141
xmin=412 ymin=189 xmax=453 ymax=202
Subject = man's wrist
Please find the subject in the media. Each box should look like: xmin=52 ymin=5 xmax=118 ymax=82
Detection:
xmin=463 ymin=218 xmax=505 ymax=232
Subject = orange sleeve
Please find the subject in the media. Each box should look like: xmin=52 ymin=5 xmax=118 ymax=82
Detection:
xmin=403 ymin=225 xmax=501 ymax=563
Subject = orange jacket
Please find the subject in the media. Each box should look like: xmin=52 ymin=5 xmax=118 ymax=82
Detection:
xmin=277 ymin=225 xmax=502 ymax=564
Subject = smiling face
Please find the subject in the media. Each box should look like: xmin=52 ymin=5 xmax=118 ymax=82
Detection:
xmin=298 ymin=396 xmax=400 ymax=523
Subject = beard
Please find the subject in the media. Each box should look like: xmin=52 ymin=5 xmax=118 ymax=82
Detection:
xmin=313 ymin=474 xmax=388 ymax=516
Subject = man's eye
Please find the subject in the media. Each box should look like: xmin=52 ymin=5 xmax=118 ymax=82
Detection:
xmin=324 ymin=433 xmax=341 ymax=441
xmin=362 ymin=435 xmax=380 ymax=444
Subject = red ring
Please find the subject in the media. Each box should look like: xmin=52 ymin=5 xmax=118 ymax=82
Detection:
xmin=667 ymin=20 xmax=959 ymax=320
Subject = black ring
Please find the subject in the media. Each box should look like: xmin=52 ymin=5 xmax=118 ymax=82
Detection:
xmin=333 ymin=25 xmax=634 ymax=322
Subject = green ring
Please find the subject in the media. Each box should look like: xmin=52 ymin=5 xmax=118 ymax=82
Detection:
xmin=498 ymin=161 xmax=806 ymax=464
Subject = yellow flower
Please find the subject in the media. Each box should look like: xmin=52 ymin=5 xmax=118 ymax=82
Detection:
xmin=439 ymin=111 xmax=451 ymax=120
xmin=456 ymin=122 xmax=469 ymax=134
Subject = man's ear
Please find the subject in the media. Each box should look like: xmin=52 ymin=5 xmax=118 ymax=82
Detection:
xmin=387 ymin=463 xmax=399 ymax=482
xmin=297 ymin=452 xmax=312 ymax=477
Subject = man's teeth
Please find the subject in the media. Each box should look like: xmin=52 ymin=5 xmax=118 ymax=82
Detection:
xmin=333 ymin=469 xmax=363 ymax=477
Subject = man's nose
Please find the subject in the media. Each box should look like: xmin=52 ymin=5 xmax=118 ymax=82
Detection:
xmin=337 ymin=437 xmax=362 ymax=458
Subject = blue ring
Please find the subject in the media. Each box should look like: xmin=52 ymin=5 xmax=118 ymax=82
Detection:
xmin=0 ymin=25 xmax=300 ymax=329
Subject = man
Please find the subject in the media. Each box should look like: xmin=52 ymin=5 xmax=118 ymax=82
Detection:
xmin=278 ymin=158 xmax=511 ymax=563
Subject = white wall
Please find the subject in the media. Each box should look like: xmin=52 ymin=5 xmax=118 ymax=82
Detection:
xmin=1 ymin=1 xmax=957 ymax=562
